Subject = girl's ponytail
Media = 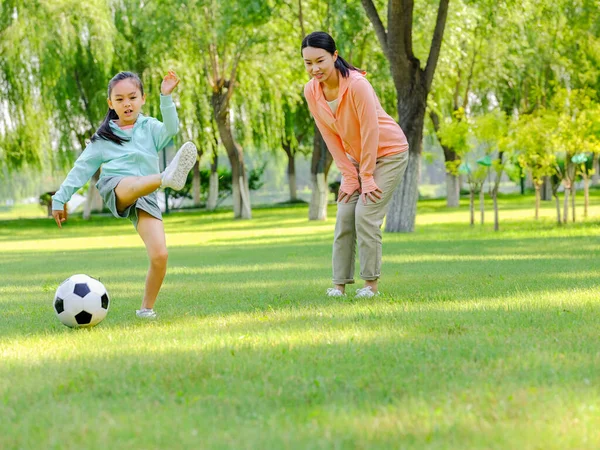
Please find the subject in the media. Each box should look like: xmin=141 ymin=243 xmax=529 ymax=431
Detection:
xmin=91 ymin=108 xmax=128 ymax=145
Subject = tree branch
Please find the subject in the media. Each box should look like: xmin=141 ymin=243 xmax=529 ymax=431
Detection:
xmin=73 ymin=70 xmax=94 ymax=131
xmin=208 ymin=43 xmax=220 ymax=90
xmin=298 ymin=0 xmax=306 ymax=39
xmin=424 ymin=0 xmax=450 ymax=91
xmin=462 ymin=39 xmax=481 ymax=109
xmin=453 ymin=67 xmax=462 ymax=111
xmin=360 ymin=0 xmax=389 ymax=58
xmin=220 ymin=39 xmax=248 ymax=116
xmin=402 ymin=0 xmax=415 ymax=60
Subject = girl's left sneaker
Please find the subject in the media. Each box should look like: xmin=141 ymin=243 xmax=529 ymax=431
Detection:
xmin=161 ymin=141 xmax=197 ymax=190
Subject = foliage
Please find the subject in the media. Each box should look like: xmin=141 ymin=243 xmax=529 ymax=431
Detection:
xmin=169 ymin=163 xmax=267 ymax=206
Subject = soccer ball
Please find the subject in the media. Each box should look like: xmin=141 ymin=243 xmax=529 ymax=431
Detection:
xmin=53 ymin=274 xmax=110 ymax=328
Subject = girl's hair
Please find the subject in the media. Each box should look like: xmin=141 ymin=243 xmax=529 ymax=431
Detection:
xmin=91 ymin=71 xmax=144 ymax=145
xmin=301 ymin=31 xmax=361 ymax=78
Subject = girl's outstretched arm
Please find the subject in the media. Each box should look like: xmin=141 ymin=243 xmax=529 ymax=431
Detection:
xmin=150 ymin=71 xmax=181 ymax=150
xmin=51 ymin=143 xmax=103 ymax=227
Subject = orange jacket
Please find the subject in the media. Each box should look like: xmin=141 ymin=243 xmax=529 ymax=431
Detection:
xmin=304 ymin=70 xmax=408 ymax=194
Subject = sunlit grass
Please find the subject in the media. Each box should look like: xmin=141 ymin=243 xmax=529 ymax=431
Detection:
xmin=1 ymin=194 xmax=600 ymax=449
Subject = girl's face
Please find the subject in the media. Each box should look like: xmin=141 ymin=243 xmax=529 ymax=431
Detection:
xmin=107 ymin=79 xmax=146 ymax=125
xmin=302 ymin=46 xmax=338 ymax=84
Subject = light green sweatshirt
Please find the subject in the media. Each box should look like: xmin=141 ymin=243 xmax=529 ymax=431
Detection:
xmin=52 ymin=94 xmax=178 ymax=210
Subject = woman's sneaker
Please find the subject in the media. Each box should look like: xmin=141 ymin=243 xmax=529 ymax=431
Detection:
xmin=326 ymin=288 xmax=346 ymax=297
xmin=161 ymin=142 xmax=197 ymax=191
xmin=136 ymin=308 xmax=157 ymax=319
xmin=355 ymin=286 xmax=379 ymax=299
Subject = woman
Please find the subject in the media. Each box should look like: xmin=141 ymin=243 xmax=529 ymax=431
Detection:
xmin=302 ymin=31 xmax=409 ymax=298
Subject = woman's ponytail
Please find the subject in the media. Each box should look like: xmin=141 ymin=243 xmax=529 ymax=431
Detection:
xmin=334 ymin=55 xmax=360 ymax=78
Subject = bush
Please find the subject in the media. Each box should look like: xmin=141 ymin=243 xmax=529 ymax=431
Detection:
xmin=169 ymin=163 xmax=266 ymax=207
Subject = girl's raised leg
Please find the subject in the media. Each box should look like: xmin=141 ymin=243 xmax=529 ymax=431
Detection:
xmin=114 ymin=174 xmax=162 ymax=213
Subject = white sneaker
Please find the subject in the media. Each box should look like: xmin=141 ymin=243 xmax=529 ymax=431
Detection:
xmin=355 ymin=286 xmax=379 ymax=299
xmin=161 ymin=142 xmax=197 ymax=190
xmin=326 ymin=288 xmax=346 ymax=297
xmin=136 ymin=308 xmax=157 ymax=319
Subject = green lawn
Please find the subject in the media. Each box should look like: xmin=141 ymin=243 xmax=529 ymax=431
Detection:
xmin=1 ymin=195 xmax=599 ymax=449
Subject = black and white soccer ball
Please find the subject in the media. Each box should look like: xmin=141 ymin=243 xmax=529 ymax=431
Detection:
xmin=54 ymin=274 xmax=110 ymax=328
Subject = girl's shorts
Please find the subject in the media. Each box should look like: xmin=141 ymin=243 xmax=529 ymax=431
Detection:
xmin=97 ymin=176 xmax=162 ymax=229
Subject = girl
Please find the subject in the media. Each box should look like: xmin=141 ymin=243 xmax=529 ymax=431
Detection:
xmin=302 ymin=32 xmax=409 ymax=299
xmin=52 ymin=70 xmax=197 ymax=318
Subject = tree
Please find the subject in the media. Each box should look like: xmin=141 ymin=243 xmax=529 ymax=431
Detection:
xmin=514 ymin=113 xmax=557 ymax=220
xmin=472 ymin=110 xmax=508 ymax=231
xmin=360 ymin=0 xmax=450 ymax=232
xmin=0 ymin=0 xmax=115 ymax=216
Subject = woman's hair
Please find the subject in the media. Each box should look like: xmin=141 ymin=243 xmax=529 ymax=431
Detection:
xmin=91 ymin=71 xmax=144 ymax=145
xmin=301 ymin=31 xmax=361 ymax=78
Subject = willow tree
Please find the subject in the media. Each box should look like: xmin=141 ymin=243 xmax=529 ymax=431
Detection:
xmin=179 ymin=0 xmax=277 ymax=219
xmin=427 ymin=1 xmax=487 ymax=207
xmin=0 ymin=0 xmax=115 ymax=215
xmin=360 ymin=0 xmax=450 ymax=232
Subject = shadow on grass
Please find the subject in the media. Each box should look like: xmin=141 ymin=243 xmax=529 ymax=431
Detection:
xmin=1 ymin=227 xmax=600 ymax=340
xmin=1 ymin=302 xmax=598 ymax=448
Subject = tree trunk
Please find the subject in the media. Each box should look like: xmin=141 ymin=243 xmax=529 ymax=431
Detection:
xmin=192 ymin=160 xmax=201 ymax=207
xmin=83 ymin=169 xmax=102 ymax=220
xmin=446 ymin=173 xmax=460 ymax=207
xmin=309 ymin=173 xmax=328 ymax=220
xmin=214 ymin=94 xmax=251 ymax=219
xmin=541 ymin=176 xmax=552 ymax=201
xmin=562 ymin=186 xmax=569 ymax=224
xmin=283 ymin=142 xmax=297 ymax=202
xmin=385 ymin=89 xmax=427 ymax=232
xmin=493 ymin=191 xmax=499 ymax=232
xmin=429 ymin=110 xmax=459 ymax=208
xmin=534 ymin=185 xmax=540 ymax=220
xmin=592 ymin=153 xmax=599 ymax=185
xmin=584 ymin=176 xmax=589 ymax=218
xmin=207 ymin=150 xmax=218 ymax=211
xmin=554 ymin=193 xmax=562 ymax=225
xmin=470 ymin=189 xmax=475 ymax=227
xmin=571 ymin=184 xmax=576 ymax=223
xmin=309 ymin=125 xmax=333 ymax=221
xmin=479 ymin=188 xmax=485 ymax=225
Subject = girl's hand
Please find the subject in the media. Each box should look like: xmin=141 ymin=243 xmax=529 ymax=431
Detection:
xmin=338 ymin=189 xmax=358 ymax=203
xmin=52 ymin=209 xmax=68 ymax=228
xmin=161 ymin=70 xmax=180 ymax=95
xmin=361 ymin=188 xmax=383 ymax=205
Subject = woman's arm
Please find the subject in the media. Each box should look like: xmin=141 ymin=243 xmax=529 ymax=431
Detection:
xmin=351 ymin=78 xmax=380 ymax=194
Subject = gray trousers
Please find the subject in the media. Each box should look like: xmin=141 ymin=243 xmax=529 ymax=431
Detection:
xmin=333 ymin=151 xmax=408 ymax=284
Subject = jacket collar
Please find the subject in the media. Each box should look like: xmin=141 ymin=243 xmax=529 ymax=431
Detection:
xmin=108 ymin=113 xmax=150 ymax=133
xmin=311 ymin=69 xmax=366 ymax=102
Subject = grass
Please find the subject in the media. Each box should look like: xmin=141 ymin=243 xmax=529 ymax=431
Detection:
xmin=1 ymin=194 xmax=600 ymax=449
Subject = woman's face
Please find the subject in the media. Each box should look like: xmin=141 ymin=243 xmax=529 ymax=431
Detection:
xmin=302 ymin=46 xmax=338 ymax=84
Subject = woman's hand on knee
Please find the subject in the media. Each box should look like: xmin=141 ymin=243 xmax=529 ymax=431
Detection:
xmin=361 ymin=188 xmax=383 ymax=205
xmin=338 ymin=189 xmax=358 ymax=203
